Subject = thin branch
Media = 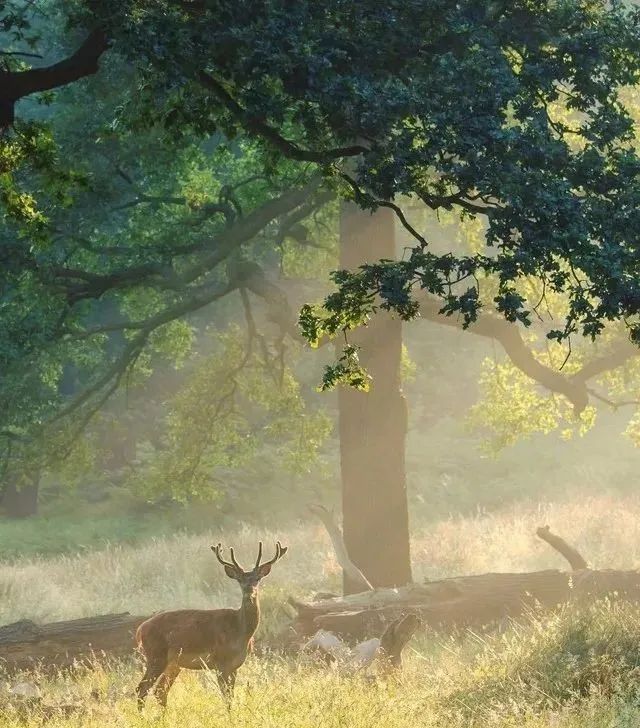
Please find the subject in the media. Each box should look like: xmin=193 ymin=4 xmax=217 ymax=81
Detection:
xmin=309 ymin=504 xmax=374 ymax=592
xmin=110 ymin=195 xmax=189 ymax=212
xmin=0 ymin=51 xmax=43 ymax=59
xmin=585 ymin=388 xmax=640 ymax=411
xmin=339 ymin=174 xmax=430 ymax=247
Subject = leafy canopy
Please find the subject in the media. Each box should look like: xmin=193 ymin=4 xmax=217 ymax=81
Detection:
xmin=0 ymin=3 xmax=333 ymax=490
xmin=88 ymin=0 xmax=640 ymax=352
xmin=4 ymin=0 xmax=640 ymax=478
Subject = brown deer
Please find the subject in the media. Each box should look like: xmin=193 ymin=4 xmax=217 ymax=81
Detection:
xmin=135 ymin=541 xmax=287 ymax=709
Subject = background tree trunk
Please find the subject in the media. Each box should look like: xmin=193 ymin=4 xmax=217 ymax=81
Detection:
xmin=338 ymin=202 xmax=412 ymax=592
xmin=2 ymin=472 xmax=40 ymax=518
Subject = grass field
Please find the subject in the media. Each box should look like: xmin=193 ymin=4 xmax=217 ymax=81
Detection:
xmin=2 ymin=601 xmax=640 ymax=727
xmin=2 ymin=495 xmax=640 ymax=726
xmin=1 ymin=494 xmax=639 ymax=626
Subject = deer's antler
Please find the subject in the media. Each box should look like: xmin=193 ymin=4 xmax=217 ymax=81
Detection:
xmin=211 ymin=543 xmax=243 ymax=571
xmin=254 ymin=541 xmax=263 ymax=570
xmin=255 ymin=541 xmax=288 ymax=571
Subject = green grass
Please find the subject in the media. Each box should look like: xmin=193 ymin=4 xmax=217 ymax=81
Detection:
xmin=2 ymin=602 xmax=640 ymax=727
xmin=0 ymin=513 xmax=158 ymax=560
xmin=0 ymin=494 xmax=232 ymax=560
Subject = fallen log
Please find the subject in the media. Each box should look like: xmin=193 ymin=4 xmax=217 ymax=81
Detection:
xmin=289 ymin=568 xmax=640 ymax=641
xmin=0 ymin=613 xmax=147 ymax=674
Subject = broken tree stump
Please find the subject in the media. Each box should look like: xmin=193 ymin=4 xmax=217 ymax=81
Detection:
xmin=0 ymin=613 xmax=147 ymax=673
xmin=536 ymin=525 xmax=589 ymax=570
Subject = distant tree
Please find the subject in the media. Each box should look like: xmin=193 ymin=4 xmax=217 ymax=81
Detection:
xmin=0 ymin=4 xmax=334 ymax=515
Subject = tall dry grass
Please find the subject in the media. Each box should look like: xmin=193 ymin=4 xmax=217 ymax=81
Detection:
xmin=2 ymin=498 xmax=640 ymax=727
xmin=2 ymin=601 xmax=640 ymax=727
xmin=415 ymin=494 xmax=640 ymax=578
xmin=1 ymin=495 xmax=639 ymax=626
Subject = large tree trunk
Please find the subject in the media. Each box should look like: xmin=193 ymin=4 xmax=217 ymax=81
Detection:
xmin=339 ymin=203 xmax=412 ymax=592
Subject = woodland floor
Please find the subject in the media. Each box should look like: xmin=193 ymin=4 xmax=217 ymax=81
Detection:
xmin=1 ymin=494 xmax=640 ymax=626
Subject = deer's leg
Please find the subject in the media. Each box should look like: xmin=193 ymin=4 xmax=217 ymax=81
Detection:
xmin=136 ymin=652 xmax=167 ymax=710
xmin=154 ymin=661 xmax=181 ymax=708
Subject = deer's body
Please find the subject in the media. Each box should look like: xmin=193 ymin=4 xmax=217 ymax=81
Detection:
xmin=136 ymin=606 xmax=255 ymax=668
xmin=135 ymin=542 xmax=286 ymax=709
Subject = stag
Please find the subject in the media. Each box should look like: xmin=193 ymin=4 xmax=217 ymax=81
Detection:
xmin=135 ymin=541 xmax=287 ymax=709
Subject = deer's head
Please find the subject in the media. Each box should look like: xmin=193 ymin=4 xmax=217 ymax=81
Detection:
xmin=211 ymin=541 xmax=288 ymax=597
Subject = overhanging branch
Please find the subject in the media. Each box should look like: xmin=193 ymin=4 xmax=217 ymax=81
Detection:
xmin=418 ymin=296 xmax=590 ymax=412
xmin=418 ymin=295 xmax=640 ymax=413
xmin=0 ymin=30 xmax=109 ymax=127
xmin=197 ymin=72 xmax=368 ymax=163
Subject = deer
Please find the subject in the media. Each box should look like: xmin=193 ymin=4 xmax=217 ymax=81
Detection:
xmin=135 ymin=541 xmax=287 ymax=709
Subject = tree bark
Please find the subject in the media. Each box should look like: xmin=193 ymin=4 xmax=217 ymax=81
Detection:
xmin=0 ymin=30 xmax=109 ymax=128
xmin=338 ymin=203 xmax=412 ymax=592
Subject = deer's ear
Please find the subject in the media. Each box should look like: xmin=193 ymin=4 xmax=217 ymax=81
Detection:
xmin=224 ymin=565 xmax=239 ymax=580
xmin=256 ymin=562 xmax=273 ymax=579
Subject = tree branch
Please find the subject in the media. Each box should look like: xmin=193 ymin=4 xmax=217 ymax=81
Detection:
xmin=418 ymin=295 xmax=592 ymax=413
xmin=536 ymin=525 xmax=588 ymax=571
xmin=0 ymin=30 xmax=109 ymax=127
xmin=197 ymin=72 xmax=368 ymax=163
xmin=309 ymin=504 xmax=374 ymax=592
xmin=572 ymin=342 xmax=639 ymax=384
xmin=178 ymin=177 xmax=323 ymax=286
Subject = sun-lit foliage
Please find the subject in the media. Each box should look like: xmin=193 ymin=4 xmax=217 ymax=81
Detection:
xmin=467 ymin=359 xmax=597 ymax=454
xmin=128 ymin=326 xmax=333 ymax=501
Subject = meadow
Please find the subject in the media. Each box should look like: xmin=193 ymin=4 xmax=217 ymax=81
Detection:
xmin=2 ymin=496 xmax=640 ymax=726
